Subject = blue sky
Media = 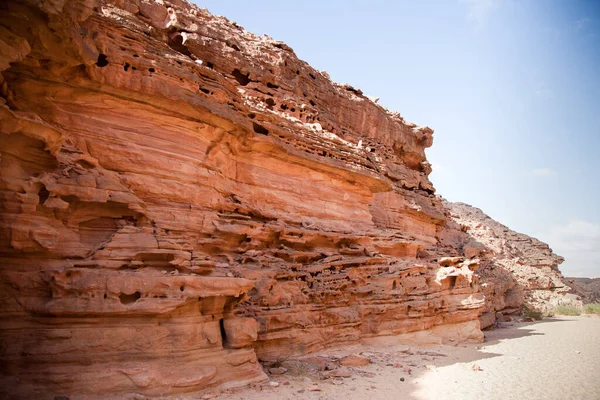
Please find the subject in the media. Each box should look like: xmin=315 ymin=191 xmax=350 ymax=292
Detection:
xmin=197 ymin=0 xmax=600 ymax=277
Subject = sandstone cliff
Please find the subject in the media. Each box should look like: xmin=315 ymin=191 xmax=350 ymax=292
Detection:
xmin=443 ymin=201 xmax=579 ymax=328
xmin=0 ymin=0 xmax=485 ymax=397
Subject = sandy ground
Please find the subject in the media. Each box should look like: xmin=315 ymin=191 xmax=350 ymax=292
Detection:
xmin=217 ymin=316 xmax=600 ymax=400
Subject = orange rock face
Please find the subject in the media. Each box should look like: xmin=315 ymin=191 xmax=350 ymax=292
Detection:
xmin=0 ymin=0 xmax=484 ymax=397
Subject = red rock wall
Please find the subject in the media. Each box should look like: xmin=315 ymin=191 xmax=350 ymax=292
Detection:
xmin=0 ymin=0 xmax=483 ymax=397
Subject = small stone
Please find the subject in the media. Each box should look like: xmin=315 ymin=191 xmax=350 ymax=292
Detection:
xmin=268 ymin=381 xmax=279 ymax=388
xmin=340 ymin=354 xmax=371 ymax=367
xmin=226 ymin=272 xmax=234 ymax=277
xmin=323 ymin=367 xmax=352 ymax=378
xmin=471 ymin=364 xmax=482 ymax=371
xmin=269 ymin=367 xmax=287 ymax=375
xmin=400 ymin=377 xmax=405 ymax=382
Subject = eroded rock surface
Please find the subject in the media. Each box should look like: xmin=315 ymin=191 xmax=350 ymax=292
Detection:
xmin=0 ymin=0 xmax=484 ymax=397
xmin=443 ymin=201 xmax=579 ymax=328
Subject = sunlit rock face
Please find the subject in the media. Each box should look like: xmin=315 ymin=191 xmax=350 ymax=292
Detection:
xmin=443 ymin=201 xmax=579 ymax=328
xmin=0 ymin=0 xmax=484 ymax=397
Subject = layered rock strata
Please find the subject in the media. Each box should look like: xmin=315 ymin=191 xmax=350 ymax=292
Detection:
xmin=444 ymin=201 xmax=578 ymax=328
xmin=0 ymin=0 xmax=484 ymax=397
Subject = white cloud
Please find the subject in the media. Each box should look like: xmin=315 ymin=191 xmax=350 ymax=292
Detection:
xmin=460 ymin=0 xmax=498 ymax=29
xmin=531 ymin=168 xmax=554 ymax=176
xmin=544 ymin=220 xmax=600 ymax=278
xmin=548 ymin=220 xmax=600 ymax=253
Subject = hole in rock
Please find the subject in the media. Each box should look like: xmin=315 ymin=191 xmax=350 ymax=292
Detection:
xmin=309 ymin=100 xmax=316 ymax=106
xmin=103 ymin=294 xmax=108 ymax=299
xmin=167 ymin=34 xmax=192 ymax=57
xmin=131 ymin=66 xmax=137 ymax=70
xmin=200 ymin=87 xmax=210 ymax=94
xmin=280 ymin=104 xmax=288 ymax=110
xmin=148 ymin=67 xmax=155 ymax=73
xmin=206 ymin=61 xmax=214 ymax=69
xmin=252 ymin=122 xmax=269 ymax=135
xmin=448 ymin=276 xmax=457 ymax=289
xmin=133 ymin=54 xmax=139 ymax=57
xmin=123 ymin=62 xmax=130 ymax=71
xmin=392 ymin=281 xmax=397 ymax=290
xmin=65 ymin=271 xmax=72 ymax=278
xmin=266 ymin=82 xmax=279 ymax=89
xmin=232 ymin=69 xmax=250 ymax=86
xmin=228 ymin=43 xmax=241 ymax=51
xmin=95 ymin=54 xmax=108 ymax=67
xmin=180 ymin=286 xmax=185 ymax=292
xmin=119 ymin=292 xmax=141 ymax=305
xmin=38 ymin=186 xmax=50 ymax=205
xmin=309 ymin=73 xmax=316 ymax=80
xmin=248 ymin=113 xmax=256 ymax=119
xmin=265 ymin=98 xmax=275 ymax=107
xmin=296 ymin=70 xmax=300 ymax=75
xmin=219 ymin=319 xmax=227 ymax=344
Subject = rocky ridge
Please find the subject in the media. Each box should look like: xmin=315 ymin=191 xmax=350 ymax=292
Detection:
xmin=443 ymin=201 xmax=579 ymax=328
xmin=0 ymin=0 xmax=485 ymax=397
xmin=566 ymin=277 xmax=600 ymax=304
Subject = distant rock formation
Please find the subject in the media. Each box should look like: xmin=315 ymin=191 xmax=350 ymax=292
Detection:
xmin=566 ymin=277 xmax=600 ymax=304
xmin=444 ymin=201 xmax=580 ymax=328
xmin=0 ymin=0 xmax=485 ymax=397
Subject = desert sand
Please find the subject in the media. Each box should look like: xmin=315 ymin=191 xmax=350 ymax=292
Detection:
xmin=220 ymin=316 xmax=600 ymax=400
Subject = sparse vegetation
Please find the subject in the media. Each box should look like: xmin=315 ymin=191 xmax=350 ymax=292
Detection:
xmin=583 ymin=303 xmax=600 ymax=315
xmin=523 ymin=308 xmax=544 ymax=320
xmin=552 ymin=305 xmax=581 ymax=316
